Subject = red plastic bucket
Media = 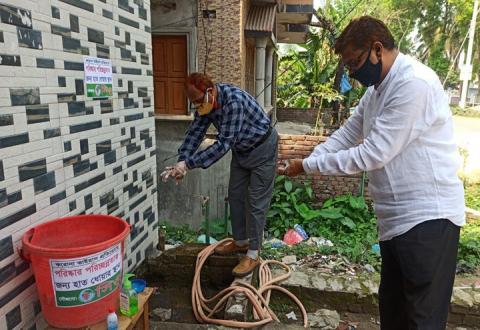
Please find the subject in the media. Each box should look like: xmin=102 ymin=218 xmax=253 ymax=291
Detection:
xmin=21 ymin=215 xmax=130 ymax=328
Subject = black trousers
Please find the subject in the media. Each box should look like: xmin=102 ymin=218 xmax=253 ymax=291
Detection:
xmin=379 ymin=219 xmax=460 ymax=330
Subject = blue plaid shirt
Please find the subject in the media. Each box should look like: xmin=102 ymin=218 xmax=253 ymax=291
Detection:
xmin=178 ymin=83 xmax=270 ymax=169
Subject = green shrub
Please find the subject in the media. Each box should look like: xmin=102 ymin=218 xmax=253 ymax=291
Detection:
xmin=465 ymin=182 xmax=480 ymax=210
xmin=159 ymin=218 xmax=232 ymax=243
xmin=266 ymin=176 xmax=380 ymax=268
xmin=451 ymin=106 xmax=480 ymax=118
xmin=458 ymin=222 xmax=480 ymax=273
xmin=159 ymin=220 xmax=197 ymax=243
xmin=266 ymin=175 xmax=316 ymax=238
xmin=200 ymin=218 xmax=232 ymax=240
xmin=161 ymin=176 xmax=480 ymax=274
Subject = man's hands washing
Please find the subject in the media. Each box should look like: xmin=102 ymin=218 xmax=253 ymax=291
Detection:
xmin=277 ymin=159 xmax=305 ymax=177
xmin=160 ymin=161 xmax=188 ymax=184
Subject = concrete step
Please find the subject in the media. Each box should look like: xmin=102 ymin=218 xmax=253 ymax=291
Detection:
xmin=138 ymin=244 xmax=241 ymax=289
xmin=139 ymin=245 xmax=480 ymax=329
xmin=149 ymin=321 xmax=307 ymax=330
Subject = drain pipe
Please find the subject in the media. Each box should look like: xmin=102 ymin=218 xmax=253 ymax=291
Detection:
xmin=224 ymin=196 xmax=229 ymax=236
xmin=359 ymin=171 xmax=367 ymax=197
xmin=201 ymin=195 xmax=210 ymax=244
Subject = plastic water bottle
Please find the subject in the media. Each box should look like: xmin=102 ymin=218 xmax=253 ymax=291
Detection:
xmin=107 ymin=308 xmax=118 ymax=330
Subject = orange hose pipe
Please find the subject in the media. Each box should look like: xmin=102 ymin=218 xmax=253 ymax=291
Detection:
xmin=191 ymin=238 xmax=309 ymax=328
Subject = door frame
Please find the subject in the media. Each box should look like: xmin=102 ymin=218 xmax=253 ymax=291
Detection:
xmin=151 ymin=27 xmax=197 ymax=119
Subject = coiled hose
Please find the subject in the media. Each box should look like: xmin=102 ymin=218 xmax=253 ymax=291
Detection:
xmin=191 ymin=238 xmax=309 ymax=328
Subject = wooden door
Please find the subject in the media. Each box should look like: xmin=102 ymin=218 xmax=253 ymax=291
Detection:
xmin=152 ymin=35 xmax=187 ymax=115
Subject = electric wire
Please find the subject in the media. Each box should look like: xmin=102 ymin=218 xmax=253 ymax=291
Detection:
xmin=335 ymin=0 xmax=363 ymax=28
xmin=151 ymin=0 xmax=244 ymax=29
xmin=201 ymin=4 xmax=209 ymax=74
xmin=201 ymin=0 xmax=215 ymax=75
xmin=443 ymin=30 xmax=469 ymax=88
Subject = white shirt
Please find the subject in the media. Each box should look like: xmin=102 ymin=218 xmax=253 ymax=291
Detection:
xmin=303 ymin=53 xmax=465 ymax=241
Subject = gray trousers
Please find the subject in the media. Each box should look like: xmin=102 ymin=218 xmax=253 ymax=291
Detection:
xmin=228 ymin=128 xmax=278 ymax=250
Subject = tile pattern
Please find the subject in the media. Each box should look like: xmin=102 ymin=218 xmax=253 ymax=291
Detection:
xmin=0 ymin=0 xmax=156 ymax=328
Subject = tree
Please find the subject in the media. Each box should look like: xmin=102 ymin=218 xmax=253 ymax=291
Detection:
xmin=277 ymin=32 xmax=339 ymax=109
xmin=276 ymin=0 xmax=476 ymax=115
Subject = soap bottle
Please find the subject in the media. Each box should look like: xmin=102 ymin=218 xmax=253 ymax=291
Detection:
xmin=120 ymin=273 xmax=138 ymax=317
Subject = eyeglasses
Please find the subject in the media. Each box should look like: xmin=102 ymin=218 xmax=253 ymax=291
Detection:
xmin=344 ymin=48 xmax=369 ymax=71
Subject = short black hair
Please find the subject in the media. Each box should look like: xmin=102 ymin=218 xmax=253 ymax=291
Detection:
xmin=334 ymin=16 xmax=396 ymax=54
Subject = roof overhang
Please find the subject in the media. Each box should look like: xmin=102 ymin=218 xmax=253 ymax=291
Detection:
xmin=244 ymin=4 xmax=277 ymax=43
xmin=276 ymin=0 xmax=313 ymax=44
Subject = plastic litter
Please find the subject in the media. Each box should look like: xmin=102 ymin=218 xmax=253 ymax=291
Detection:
xmin=286 ymin=311 xmax=298 ymax=320
xmin=340 ymin=73 xmax=352 ymax=94
xmin=197 ymin=234 xmax=218 ymax=244
xmin=283 ymin=229 xmax=305 ymax=245
xmin=306 ymin=237 xmax=334 ymax=247
xmin=364 ymin=264 xmax=376 ymax=273
xmin=294 ymin=224 xmax=309 ymax=240
xmin=263 ymin=238 xmax=285 ymax=249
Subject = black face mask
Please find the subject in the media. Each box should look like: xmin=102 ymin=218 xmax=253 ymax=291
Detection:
xmin=350 ymin=49 xmax=382 ymax=87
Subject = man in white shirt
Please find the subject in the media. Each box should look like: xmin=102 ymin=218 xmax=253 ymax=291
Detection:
xmin=279 ymin=16 xmax=465 ymax=329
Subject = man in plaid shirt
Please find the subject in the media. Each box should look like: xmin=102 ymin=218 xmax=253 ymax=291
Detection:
xmin=162 ymin=73 xmax=278 ymax=277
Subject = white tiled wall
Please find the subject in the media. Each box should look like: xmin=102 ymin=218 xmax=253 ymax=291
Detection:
xmin=0 ymin=0 xmax=157 ymax=328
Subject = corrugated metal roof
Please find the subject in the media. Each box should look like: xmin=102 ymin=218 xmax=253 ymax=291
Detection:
xmin=245 ymin=4 xmax=277 ymax=32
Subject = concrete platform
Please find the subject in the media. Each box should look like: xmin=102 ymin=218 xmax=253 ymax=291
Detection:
xmin=149 ymin=321 xmax=307 ymax=329
xmin=139 ymin=244 xmax=480 ymax=329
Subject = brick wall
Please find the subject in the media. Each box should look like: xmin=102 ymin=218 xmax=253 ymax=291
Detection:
xmin=197 ymin=0 xmax=244 ymax=86
xmin=278 ymin=134 xmax=367 ymax=203
xmin=277 ymin=107 xmax=320 ymax=125
xmin=0 ymin=0 xmax=157 ymax=328
xmin=277 ymin=107 xmax=345 ymax=136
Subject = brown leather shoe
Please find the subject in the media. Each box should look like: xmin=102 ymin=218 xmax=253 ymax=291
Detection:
xmin=214 ymin=241 xmax=249 ymax=255
xmin=232 ymin=256 xmax=260 ymax=277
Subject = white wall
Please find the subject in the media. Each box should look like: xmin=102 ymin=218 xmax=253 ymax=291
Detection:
xmin=0 ymin=0 xmax=157 ymax=328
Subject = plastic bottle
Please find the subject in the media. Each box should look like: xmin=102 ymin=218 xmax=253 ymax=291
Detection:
xmin=107 ymin=308 xmax=118 ymax=330
xmin=120 ymin=274 xmax=138 ymax=317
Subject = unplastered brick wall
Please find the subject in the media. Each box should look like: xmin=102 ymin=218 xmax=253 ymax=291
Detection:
xmin=277 ymin=107 xmax=320 ymax=125
xmin=197 ymin=0 xmax=244 ymax=86
xmin=0 ymin=0 xmax=157 ymax=328
xmin=278 ymin=134 xmax=367 ymax=202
